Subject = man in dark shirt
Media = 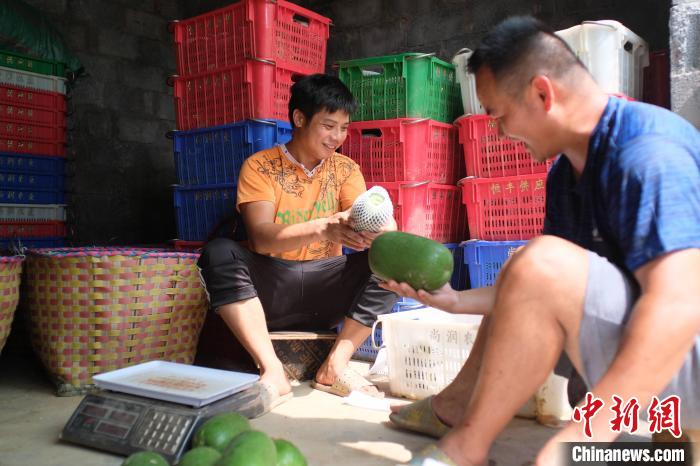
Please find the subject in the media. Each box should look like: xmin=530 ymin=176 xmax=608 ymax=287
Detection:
xmin=382 ymin=16 xmax=700 ymax=466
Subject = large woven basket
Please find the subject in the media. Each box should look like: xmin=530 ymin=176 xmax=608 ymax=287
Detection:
xmin=24 ymin=247 xmax=207 ymax=395
xmin=0 ymin=255 xmax=23 ymax=354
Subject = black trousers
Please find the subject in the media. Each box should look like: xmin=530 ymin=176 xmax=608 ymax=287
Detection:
xmin=197 ymin=238 xmax=399 ymax=331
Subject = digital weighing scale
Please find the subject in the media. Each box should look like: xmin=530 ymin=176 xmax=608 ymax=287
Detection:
xmin=60 ymin=361 xmax=264 ymax=464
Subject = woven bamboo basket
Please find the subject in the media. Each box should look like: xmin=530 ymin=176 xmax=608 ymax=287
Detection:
xmin=24 ymin=247 xmax=207 ymax=395
xmin=0 ymin=256 xmax=23 ymax=354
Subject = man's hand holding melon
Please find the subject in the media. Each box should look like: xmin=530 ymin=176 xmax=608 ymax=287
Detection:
xmin=370 ymin=231 xmax=461 ymax=312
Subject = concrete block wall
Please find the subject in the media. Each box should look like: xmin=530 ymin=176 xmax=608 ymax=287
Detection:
xmin=22 ymin=0 xmax=184 ymax=245
xmin=670 ymin=0 xmax=700 ymax=128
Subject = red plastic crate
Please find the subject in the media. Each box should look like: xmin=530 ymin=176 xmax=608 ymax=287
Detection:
xmin=173 ymin=0 xmax=331 ymax=77
xmin=0 ymin=102 xmax=65 ymax=127
xmin=367 ymin=181 xmax=466 ymax=243
xmin=455 ymin=115 xmax=552 ymax=178
xmin=342 ymin=118 xmax=463 ymax=184
xmin=643 ymin=50 xmax=670 ymax=109
xmin=171 ymin=240 xmax=204 ymax=252
xmin=0 ymin=119 xmax=65 ymax=142
xmin=0 ymin=83 xmax=66 ymax=112
xmin=0 ymin=137 xmax=64 ymax=156
xmin=0 ymin=220 xmax=66 ymax=237
xmin=173 ymin=59 xmax=296 ymax=130
xmin=460 ymin=173 xmax=547 ymax=241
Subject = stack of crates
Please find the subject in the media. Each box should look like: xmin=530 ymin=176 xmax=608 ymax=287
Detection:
xmin=169 ymin=0 xmax=331 ymax=248
xmin=0 ymin=50 xmax=68 ymax=250
xmin=337 ymin=53 xmax=469 ymax=360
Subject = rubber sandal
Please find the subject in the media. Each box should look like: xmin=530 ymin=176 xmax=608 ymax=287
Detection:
xmin=388 ymin=395 xmax=451 ymax=438
xmin=258 ymin=381 xmax=293 ymax=414
xmin=407 ymin=444 xmax=459 ymax=466
xmin=310 ymin=366 xmax=384 ymax=398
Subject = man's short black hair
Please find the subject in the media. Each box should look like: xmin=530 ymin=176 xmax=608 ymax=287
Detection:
xmin=468 ymin=16 xmax=587 ymax=94
xmin=288 ymin=74 xmax=357 ymax=125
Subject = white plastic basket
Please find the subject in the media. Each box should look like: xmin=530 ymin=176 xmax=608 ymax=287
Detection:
xmin=374 ymin=308 xmax=482 ymax=399
xmin=451 ymin=48 xmax=485 ymax=115
xmin=375 ymin=308 xmax=572 ymax=423
xmin=556 ymin=20 xmax=649 ymax=100
xmin=0 ymin=204 xmax=66 ymax=221
xmin=0 ymin=65 xmax=68 ymax=94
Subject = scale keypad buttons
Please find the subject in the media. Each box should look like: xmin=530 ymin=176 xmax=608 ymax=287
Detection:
xmin=130 ymin=407 xmax=195 ymax=455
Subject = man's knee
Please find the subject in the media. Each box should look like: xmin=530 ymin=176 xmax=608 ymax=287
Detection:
xmin=198 ymin=238 xmax=246 ymax=268
xmin=499 ymin=235 xmax=586 ymax=288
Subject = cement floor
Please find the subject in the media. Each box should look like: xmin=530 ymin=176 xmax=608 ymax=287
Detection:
xmin=0 ymin=351 xmax=557 ymax=466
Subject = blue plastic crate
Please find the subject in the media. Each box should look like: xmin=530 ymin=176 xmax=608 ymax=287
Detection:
xmin=464 ymin=240 xmax=527 ymax=288
xmin=346 ymin=299 xmax=425 ymax=362
xmin=172 ymin=119 xmax=293 ymax=186
xmin=0 ymin=153 xmax=65 ymax=204
xmin=445 ymin=242 xmax=468 ymax=291
xmin=173 ymin=184 xmax=237 ymax=241
xmin=0 ymin=236 xmax=65 ymax=251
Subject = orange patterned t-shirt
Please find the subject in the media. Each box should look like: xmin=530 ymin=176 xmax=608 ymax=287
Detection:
xmin=236 ymin=145 xmax=366 ymax=261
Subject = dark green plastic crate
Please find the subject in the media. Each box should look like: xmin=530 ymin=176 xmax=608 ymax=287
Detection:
xmin=0 ymin=49 xmax=66 ymax=78
xmin=338 ymin=53 xmax=463 ymax=123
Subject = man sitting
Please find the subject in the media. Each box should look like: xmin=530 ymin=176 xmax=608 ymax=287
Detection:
xmin=197 ymin=74 xmax=398 ymax=407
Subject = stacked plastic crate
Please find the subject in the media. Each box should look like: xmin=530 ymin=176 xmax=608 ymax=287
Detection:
xmin=453 ymin=20 xmax=649 ymax=289
xmin=0 ymin=50 xmax=68 ymax=250
xmin=452 ymin=48 xmax=548 ymax=288
xmin=169 ymin=0 xmax=331 ymax=249
xmin=337 ymin=53 xmax=468 ymax=360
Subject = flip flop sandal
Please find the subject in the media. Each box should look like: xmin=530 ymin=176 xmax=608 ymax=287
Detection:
xmin=388 ymin=395 xmax=451 ymax=438
xmin=258 ymin=381 xmax=293 ymax=414
xmin=407 ymin=444 xmax=459 ymax=466
xmin=310 ymin=366 xmax=384 ymax=398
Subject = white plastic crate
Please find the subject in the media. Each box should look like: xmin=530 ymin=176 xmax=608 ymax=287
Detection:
xmin=556 ymin=20 xmax=649 ymax=100
xmin=0 ymin=66 xmax=68 ymax=95
xmin=376 ymin=308 xmax=482 ymax=399
xmin=376 ymin=308 xmax=572 ymax=423
xmin=0 ymin=203 xmax=66 ymax=221
xmin=451 ymin=48 xmax=485 ymax=115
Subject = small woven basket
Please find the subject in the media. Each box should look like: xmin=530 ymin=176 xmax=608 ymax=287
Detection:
xmin=24 ymin=247 xmax=207 ymax=395
xmin=0 ymin=255 xmax=23 ymax=354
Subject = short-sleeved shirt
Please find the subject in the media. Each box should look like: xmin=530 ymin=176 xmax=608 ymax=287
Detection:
xmin=544 ymin=97 xmax=700 ymax=277
xmin=237 ymin=144 xmax=366 ymax=261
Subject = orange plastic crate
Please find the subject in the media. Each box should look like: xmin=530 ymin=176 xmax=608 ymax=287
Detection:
xmin=368 ymin=181 xmax=466 ymax=243
xmin=455 ymin=115 xmax=551 ymax=178
xmin=173 ymin=59 xmax=297 ymax=130
xmin=173 ymin=0 xmax=330 ymax=77
xmin=342 ymin=118 xmax=463 ymax=184
xmin=460 ymin=173 xmax=547 ymax=241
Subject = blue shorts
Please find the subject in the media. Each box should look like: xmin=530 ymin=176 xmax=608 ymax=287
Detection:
xmin=580 ymin=250 xmax=700 ymax=429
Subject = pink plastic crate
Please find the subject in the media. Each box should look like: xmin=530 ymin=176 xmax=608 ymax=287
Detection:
xmin=368 ymin=181 xmax=466 ymax=242
xmin=173 ymin=0 xmax=331 ymax=77
xmin=173 ymin=59 xmax=297 ymax=130
xmin=342 ymin=118 xmax=463 ymax=184
xmin=460 ymin=173 xmax=547 ymax=241
xmin=455 ymin=115 xmax=552 ymax=178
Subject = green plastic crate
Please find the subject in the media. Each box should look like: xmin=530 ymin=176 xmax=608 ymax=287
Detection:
xmin=338 ymin=53 xmax=463 ymax=123
xmin=0 ymin=49 xmax=66 ymax=78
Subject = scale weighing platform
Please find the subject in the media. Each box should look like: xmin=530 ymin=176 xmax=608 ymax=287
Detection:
xmin=60 ymin=361 xmax=263 ymax=464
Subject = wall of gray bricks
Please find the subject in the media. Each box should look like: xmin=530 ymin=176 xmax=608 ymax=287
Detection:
xmin=23 ymin=0 xmax=183 ymax=245
xmin=17 ymin=1 xmax=686 ymax=244
xmin=670 ymin=0 xmax=700 ymax=127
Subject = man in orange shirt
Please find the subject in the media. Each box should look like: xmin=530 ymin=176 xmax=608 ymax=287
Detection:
xmin=197 ymin=74 xmax=398 ymax=407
